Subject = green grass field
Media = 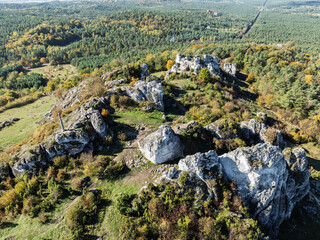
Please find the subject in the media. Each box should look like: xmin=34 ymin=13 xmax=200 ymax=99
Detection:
xmin=0 ymin=96 xmax=56 ymax=151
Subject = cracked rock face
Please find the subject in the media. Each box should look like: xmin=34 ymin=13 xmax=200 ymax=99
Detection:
xmin=138 ymin=125 xmax=184 ymax=164
xmin=126 ymin=80 xmax=164 ymax=111
xmin=240 ymin=118 xmax=286 ymax=149
xmin=223 ymin=62 xmax=237 ymax=76
xmin=54 ymin=130 xmax=90 ymax=156
xmin=172 ymin=143 xmax=309 ymax=236
xmin=140 ymin=63 xmax=149 ymax=78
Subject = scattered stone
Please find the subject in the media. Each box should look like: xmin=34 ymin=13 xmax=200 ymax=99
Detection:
xmin=105 ymin=79 xmax=127 ymax=88
xmin=0 ymin=118 xmax=21 ymax=131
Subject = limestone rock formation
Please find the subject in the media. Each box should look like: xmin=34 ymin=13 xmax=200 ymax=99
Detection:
xmin=45 ymin=82 xmax=85 ymax=120
xmin=171 ymin=143 xmax=309 ymax=236
xmin=205 ymin=119 xmax=237 ymax=139
xmin=105 ymin=78 xmax=127 ymax=88
xmin=54 ymin=130 xmax=90 ymax=156
xmin=168 ymin=53 xmax=221 ymax=77
xmin=126 ymin=80 xmax=164 ymax=111
xmin=138 ymin=125 xmax=184 ymax=164
xmin=223 ymin=62 xmax=237 ymax=76
xmin=12 ymin=94 xmax=114 ymax=177
xmin=178 ymin=151 xmax=221 ymax=180
xmin=140 ymin=63 xmax=149 ymax=78
xmin=240 ymin=118 xmax=286 ymax=149
xmin=220 ymin=144 xmax=309 ymax=235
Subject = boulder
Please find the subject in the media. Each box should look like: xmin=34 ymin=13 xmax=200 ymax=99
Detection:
xmin=257 ymin=112 xmax=267 ymax=123
xmin=89 ymin=109 xmax=112 ymax=138
xmin=12 ymin=145 xmax=49 ymax=177
xmin=178 ymin=151 xmax=221 ymax=180
xmin=138 ymin=125 xmax=184 ymax=164
xmin=240 ymin=119 xmax=267 ymax=144
xmin=223 ymin=62 xmax=237 ymax=76
xmin=205 ymin=119 xmax=237 ymax=139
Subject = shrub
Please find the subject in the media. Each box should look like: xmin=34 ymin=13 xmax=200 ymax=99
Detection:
xmin=56 ymin=169 xmax=67 ymax=181
xmin=101 ymin=108 xmax=110 ymax=119
xmin=53 ymin=155 xmax=68 ymax=168
xmin=199 ymin=68 xmax=211 ymax=83
xmin=71 ymin=177 xmax=83 ymax=191
xmin=0 ymin=189 xmax=18 ymax=209
xmin=289 ymin=131 xmax=311 ymax=144
xmin=83 ymin=161 xmax=100 ymax=177
xmin=166 ymin=60 xmax=175 ymax=70
xmin=117 ymin=131 xmax=127 ymax=141
xmin=39 ymin=211 xmax=50 ymax=223
xmin=22 ymin=195 xmax=39 ymax=217
xmin=14 ymin=181 xmax=27 ymax=198
xmin=115 ymin=193 xmax=135 ymax=216
xmin=104 ymin=161 xmax=125 ymax=180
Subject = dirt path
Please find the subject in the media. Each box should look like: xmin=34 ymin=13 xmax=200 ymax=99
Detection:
xmin=51 ymin=179 xmax=98 ymax=224
xmin=238 ymin=0 xmax=268 ymax=39
xmin=51 ymin=128 xmax=152 ymax=224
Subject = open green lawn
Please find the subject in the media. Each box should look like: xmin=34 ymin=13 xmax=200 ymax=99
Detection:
xmin=114 ymin=110 xmax=165 ymax=129
xmin=0 ymin=96 xmax=56 ymax=151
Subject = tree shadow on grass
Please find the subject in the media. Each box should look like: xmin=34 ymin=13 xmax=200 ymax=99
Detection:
xmin=0 ymin=222 xmax=18 ymax=229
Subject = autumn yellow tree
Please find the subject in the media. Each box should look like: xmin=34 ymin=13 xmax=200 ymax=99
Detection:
xmin=305 ymin=75 xmax=313 ymax=85
xmin=166 ymin=60 xmax=175 ymax=70
xmin=246 ymin=72 xmax=256 ymax=83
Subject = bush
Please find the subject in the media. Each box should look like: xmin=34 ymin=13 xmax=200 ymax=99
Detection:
xmin=39 ymin=211 xmax=50 ymax=223
xmin=117 ymin=131 xmax=127 ymax=141
xmin=101 ymin=108 xmax=110 ymax=119
xmin=199 ymin=68 xmax=211 ymax=83
xmin=22 ymin=195 xmax=39 ymax=217
xmin=71 ymin=177 xmax=83 ymax=191
xmin=104 ymin=161 xmax=125 ymax=180
xmin=56 ymin=169 xmax=67 ymax=181
xmin=53 ymin=155 xmax=68 ymax=168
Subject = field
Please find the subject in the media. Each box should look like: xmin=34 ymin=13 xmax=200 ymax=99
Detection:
xmin=0 ymin=96 xmax=56 ymax=151
xmin=29 ymin=64 xmax=78 ymax=80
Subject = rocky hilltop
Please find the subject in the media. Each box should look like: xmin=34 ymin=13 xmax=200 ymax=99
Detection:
xmin=136 ymin=121 xmax=309 ymax=236
xmin=12 ymin=72 xmax=165 ymax=177
xmin=160 ymin=143 xmax=310 ymax=236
